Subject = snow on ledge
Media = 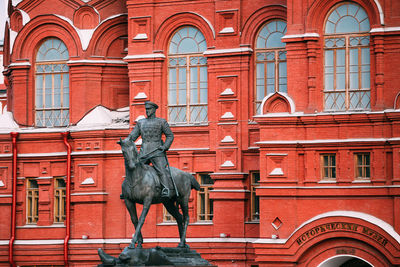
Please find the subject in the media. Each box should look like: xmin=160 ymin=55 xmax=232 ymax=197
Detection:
xmin=77 ymin=106 xmax=112 ymax=127
xmin=221 ymin=136 xmax=234 ymax=143
xmin=81 ymin=177 xmax=95 ymax=185
xmin=134 ymin=92 xmax=148 ymax=99
xmin=220 ymin=160 xmax=235 ymax=167
xmin=221 ymin=88 xmax=234 ymax=96
xmin=269 ymin=168 xmax=284 ymax=176
xmin=0 ymin=104 xmax=19 ymax=132
xmin=134 ymin=33 xmax=148 ymax=40
xmin=76 ymin=105 xmax=129 ymax=129
xmin=221 ymin=112 xmax=234 ymax=119
xmin=219 ymin=27 xmax=234 ymax=34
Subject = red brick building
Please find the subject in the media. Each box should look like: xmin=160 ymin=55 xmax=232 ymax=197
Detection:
xmin=1 ymin=0 xmax=400 ymax=266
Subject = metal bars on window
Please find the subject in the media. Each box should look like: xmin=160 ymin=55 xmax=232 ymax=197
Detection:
xmin=254 ymin=20 xmax=287 ymax=115
xmin=168 ymin=26 xmax=208 ymax=124
xmin=324 ymin=35 xmax=370 ymax=111
xmin=255 ymin=50 xmax=287 ymax=114
xmin=168 ymin=55 xmax=208 ymax=124
xmin=323 ymin=2 xmax=370 ymax=112
xmin=35 ymin=38 xmax=69 ymax=127
xmin=35 ymin=62 xmax=70 ymax=127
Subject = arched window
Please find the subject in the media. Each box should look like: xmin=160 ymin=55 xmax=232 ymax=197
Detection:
xmin=35 ymin=38 xmax=69 ymax=127
xmin=324 ymin=2 xmax=370 ymax=111
xmin=168 ymin=26 xmax=207 ymax=124
xmin=255 ymin=20 xmax=287 ymax=114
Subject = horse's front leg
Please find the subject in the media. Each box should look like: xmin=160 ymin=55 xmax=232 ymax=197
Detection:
xmin=124 ymin=198 xmax=143 ymax=248
xmin=178 ymin=200 xmax=190 ymax=249
xmin=130 ymin=198 xmax=152 ymax=249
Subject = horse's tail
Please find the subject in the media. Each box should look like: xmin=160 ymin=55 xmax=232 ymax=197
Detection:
xmin=190 ymin=174 xmax=201 ymax=191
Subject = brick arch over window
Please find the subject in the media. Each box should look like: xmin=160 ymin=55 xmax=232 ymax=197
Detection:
xmin=241 ymin=5 xmax=287 ymax=45
xmin=154 ymin=12 xmax=215 ymax=52
xmin=88 ymin=15 xmax=127 ymax=57
xmin=12 ymin=15 xmax=80 ymax=61
xmin=306 ymin=0 xmax=381 ymax=33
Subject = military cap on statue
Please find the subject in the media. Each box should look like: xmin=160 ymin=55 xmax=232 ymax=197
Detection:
xmin=144 ymin=101 xmax=159 ymax=109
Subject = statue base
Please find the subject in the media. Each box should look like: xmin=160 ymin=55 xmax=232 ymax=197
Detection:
xmin=98 ymin=246 xmax=213 ymax=266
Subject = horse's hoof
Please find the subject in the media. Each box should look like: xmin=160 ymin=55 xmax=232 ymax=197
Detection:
xmin=128 ymin=244 xmax=135 ymax=249
xmin=177 ymin=243 xmax=189 ymax=249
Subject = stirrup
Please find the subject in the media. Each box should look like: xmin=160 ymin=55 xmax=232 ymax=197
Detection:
xmin=161 ymin=187 xmax=170 ymax=198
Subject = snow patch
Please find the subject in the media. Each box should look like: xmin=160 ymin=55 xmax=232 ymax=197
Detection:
xmin=134 ymin=33 xmax=148 ymax=40
xmin=76 ymin=105 xmax=129 ymax=129
xmin=135 ymin=138 xmax=142 ymax=145
xmin=12 ymin=0 xmax=23 ymax=6
xmin=135 ymin=115 xmax=145 ymax=122
xmin=0 ymin=104 xmax=19 ymax=132
xmin=134 ymin=92 xmax=148 ymax=99
xmin=81 ymin=177 xmax=95 ymax=185
xmin=221 ymin=136 xmax=234 ymax=143
xmin=219 ymin=27 xmax=234 ymax=34
xmin=221 ymin=88 xmax=234 ymax=96
xmin=220 ymin=160 xmax=234 ymax=167
xmin=221 ymin=112 xmax=234 ymax=119
xmin=269 ymin=168 xmax=284 ymax=176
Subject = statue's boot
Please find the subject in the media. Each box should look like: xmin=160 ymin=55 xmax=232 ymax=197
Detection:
xmin=98 ymin=248 xmax=116 ymax=266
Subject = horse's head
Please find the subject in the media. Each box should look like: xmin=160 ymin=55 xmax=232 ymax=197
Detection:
xmin=118 ymin=138 xmax=139 ymax=170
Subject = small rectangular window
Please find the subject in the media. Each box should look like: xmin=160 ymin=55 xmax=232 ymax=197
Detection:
xmin=27 ymin=179 xmax=39 ymax=224
xmin=355 ymin=153 xmax=370 ymax=179
xmin=250 ymin=172 xmax=260 ymax=221
xmin=197 ymin=173 xmax=213 ymax=222
xmin=54 ymin=178 xmax=66 ymax=223
xmin=321 ymin=154 xmax=336 ymax=179
xmin=162 ymin=207 xmax=174 ymax=222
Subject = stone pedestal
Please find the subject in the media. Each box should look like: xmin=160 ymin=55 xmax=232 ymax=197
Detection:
xmin=98 ymin=246 xmax=213 ymax=266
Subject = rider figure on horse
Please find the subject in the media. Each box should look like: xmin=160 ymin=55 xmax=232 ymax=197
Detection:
xmin=125 ymin=101 xmax=175 ymax=199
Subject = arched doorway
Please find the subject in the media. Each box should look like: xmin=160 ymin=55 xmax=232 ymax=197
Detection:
xmin=318 ymin=255 xmax=373 ymax=267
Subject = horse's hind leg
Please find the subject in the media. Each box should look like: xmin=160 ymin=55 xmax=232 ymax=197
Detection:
xmin=124 ymin=198 xmax=143 ymax=248
xmin=164 ymin=201 xmax=184 ymax=243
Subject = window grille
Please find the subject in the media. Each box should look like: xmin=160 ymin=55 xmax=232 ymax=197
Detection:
xmin=35 ymin=38 xmax=70 ymax=127
xmin=255 ymin=20 xmax=287 ymax=114
xmin=168 ymin=26 xmax=208 ymax=124
xmin=324 ymin=2 xmax=370 ymax=111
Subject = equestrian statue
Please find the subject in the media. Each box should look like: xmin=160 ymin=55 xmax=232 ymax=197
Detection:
xmin=98 ymin=101 xmax=204 ymax=266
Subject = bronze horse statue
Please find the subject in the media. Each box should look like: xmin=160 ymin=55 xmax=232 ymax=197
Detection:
xmin=118 ymin=137 xmax=200 ymax=249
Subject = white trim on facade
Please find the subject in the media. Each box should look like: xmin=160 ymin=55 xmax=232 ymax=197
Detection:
xmin=256 ymin=137 xmax=393 ymax=145
xmin=124 ymin=53 xmax=166 ymax=60
xmin=0 ymin=237 xmax=258 ymax=246
xmin=203 ymin=47 xmax=253 ymax=55
xmin=281 ymin=33 xmax=320 ymax=40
